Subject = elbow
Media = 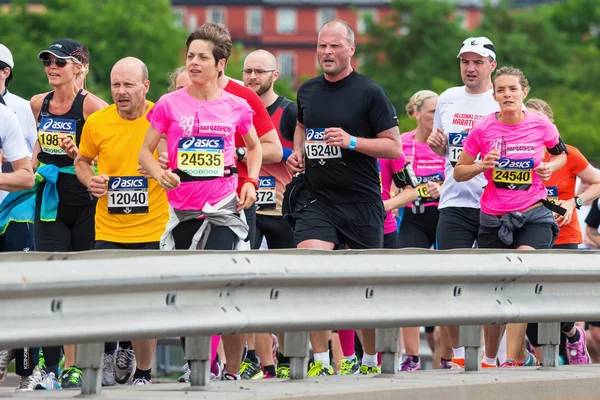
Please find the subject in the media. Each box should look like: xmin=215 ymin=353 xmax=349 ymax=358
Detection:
xmin=453 ymin=169 xmax=465 ymax=182
xmin=389 ymin=140 xmax=403 ymax=160
xmin=23 ymin=173 xmax=35 ymax=190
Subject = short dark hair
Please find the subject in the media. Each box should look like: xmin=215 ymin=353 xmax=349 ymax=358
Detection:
xmin=0 ymin=61 xmax=12 ymax=88
xmin=185 ymin=23 xmax=232 ymax=63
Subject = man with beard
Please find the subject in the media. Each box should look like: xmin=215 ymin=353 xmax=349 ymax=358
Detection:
xmin=242 ymin=49 xmax=296 ymax=379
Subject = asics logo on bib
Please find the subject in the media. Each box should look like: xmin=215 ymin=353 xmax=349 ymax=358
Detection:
xmin=111 ymin=177 xmax=146 ymax=189
xmin=259 ymin=177 xmax=276 ymax=187
xmin=416 ymin=173 xmax=444 ymax=185
xmin=450 ymin=132 xmax=467 ymax=145
xmin=181 ymin=137 xmax=222 ymax=149
xmin=306 ymin=129 xmax=325 ymax=141
xmin=41 ymin=118 xmax=74 ymax=131
xmin=497 ymin=158 xmax=534 ymax=169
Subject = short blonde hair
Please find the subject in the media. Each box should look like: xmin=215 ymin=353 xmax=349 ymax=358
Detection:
xmin=406 ymin=90 xmax=438 ymax=117
xmin=493 ymin=66 xmax=530 ymax=93
xmin=167 ymin=66 xmax=187 ymax=92
xmin=526 ymin=98 xmax=554 ymax=122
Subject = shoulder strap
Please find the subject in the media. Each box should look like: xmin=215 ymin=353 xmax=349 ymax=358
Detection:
xmin=39 ymin=91 xmax=54 ymax=121
xmin=279 ymin=97 xmax=293 ymax=110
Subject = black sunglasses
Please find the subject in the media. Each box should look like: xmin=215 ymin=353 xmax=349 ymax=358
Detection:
xmin=42 ymin=58 xmax=72 ymax=68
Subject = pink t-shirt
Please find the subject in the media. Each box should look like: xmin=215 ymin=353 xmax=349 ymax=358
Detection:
xmin=463 ymin=111 xmax=560 ymax=216
xmin=147 ymin=88 xmax=254 ymax=210
xmin=379 ymin=152 xmax=408 ymax=235
xmin=401 ymin=130 xmax=446 ymax=208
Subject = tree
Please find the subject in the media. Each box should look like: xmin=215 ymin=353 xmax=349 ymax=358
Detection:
xmin=1 ymin=0 xmax=188 ymax=102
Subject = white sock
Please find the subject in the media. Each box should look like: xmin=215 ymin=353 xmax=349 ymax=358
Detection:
xmin=453 ymin=347 xmax=465 ymax=359
xmin=483 ymin=355 xmax=497 ymax=366
xmin=497 ymin=331 xmax=508 ymax=365
xmin=345 ymin=353 xmax=356 ymax=360
xmin=313 ymin=351 xmax=330 ymax=368
xmin=362 ymin=352 xmax=378 ymax=367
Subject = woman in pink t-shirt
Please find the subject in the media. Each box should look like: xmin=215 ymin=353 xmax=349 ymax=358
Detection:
xmin=454 ymin=66 xmax=567 ymax=250
xmin=139 ymin=25 xmax=262 ymax=251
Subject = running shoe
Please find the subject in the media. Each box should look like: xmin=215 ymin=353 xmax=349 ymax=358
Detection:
xmin=357 ymin=365 xmax=381 ymax=375
xmin=399 ymin=356 xmax=421 ymax=371
xmin=566 ymin=326 xmax=591 ymax=365
xmin=211 ymin=357 xmax=224 ymax=381
xmin=440 ymin=359 xmax=452 ymax=369
xmin=16 ymin=368 xmax=41 ymax=392
xmin=523 ymin=350 xmax=539 ymax=366
xmin=240 ymin=358 xmax=264 ymax=380
xmin=35 ymin=370 xmax=60 ymax=390
xmin=132 ymin=377 xmax=152 ymax=385
xmin=500 ymin=350 xmax=538 ymax=368
xmin=263 ymin=371 xmax=277 ymax=379
xmin=102 ymin=352 xmax=117 ymax=386
xmin=481 ymin=361 xmax=497 ymax=368
xmin=499 ymin=359 xmax=519 ymax=368
xmin=450 ymin=357 xmax=465 ymax=370
xmin=178 ymin=363 xmax=190 ymax=383
xmin=0 ymin=349 xmax=14 ymax=384
xmin=59 ymin=366 xmax=83 ymax=389
xmin=276 ymin=364 xmax=290 ymax=378
xmin=338 ymin=355 xmax=360 ymax=375
xmin=222 ymin=371 xmax=240 ymax=380
xmin=307 ymin=361 xmax=333 ymax=377
xmin=115 ymin=346 xmax=135 ymax=384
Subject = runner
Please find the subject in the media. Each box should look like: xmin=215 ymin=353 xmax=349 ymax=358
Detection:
xmin=74 ymin=45 xmax=108 ymax=108
xmin=454 ymin=67 xmax=568 ymax=370
xmin=286 ymin=20 xmax=402 ymax=376
xmin=516 ymin=98 xmax=600 ymax=366
xmin=74 ymin=57 xmax=168 ymax=385
xmin=426 ymin=36 xmax=503 ymax=369
xmin=398 ymin=90 xmax=445 ymax=371
xmin=241 ymin=49 xmax=296 ymax=379
xmin=29 ymin=38 xmax=106 ymax=390
xmin=138 ymin=25 xmax=262 ymax=381
xmin=168 ymin=66 xmax=190 ymax=92
xmin=0 ymin=103 xmax=36 ymax=392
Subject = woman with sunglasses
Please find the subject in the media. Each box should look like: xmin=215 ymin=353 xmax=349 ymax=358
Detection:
xmin=29 ymin=38 xmax=106 ymax=391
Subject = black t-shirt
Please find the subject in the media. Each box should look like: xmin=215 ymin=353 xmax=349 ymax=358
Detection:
xmin=266 ymin=96 xmax=297 ymax=144
xmin=297 ymin=71 xmax=398 ymax=203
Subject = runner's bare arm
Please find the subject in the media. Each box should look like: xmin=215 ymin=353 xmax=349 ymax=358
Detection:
xmin=454 ymin=149 xmax=500 ymax=182
xmin=287 ymin=122 xmax=306 ymax=173
xmin=0 ymin=157 xmax=34 ymax=191
xmin=324 ymin=126 xmax=402 ymax=159
xmin=383 ymin=185 xmax=418 ymax=211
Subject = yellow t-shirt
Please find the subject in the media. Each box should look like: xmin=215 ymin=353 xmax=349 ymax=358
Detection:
xmin=79 ymin=102 xmax=168 ymax=243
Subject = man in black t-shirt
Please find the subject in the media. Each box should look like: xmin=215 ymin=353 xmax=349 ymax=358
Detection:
xmin=287 ymin=20 xmax=402 ymax=376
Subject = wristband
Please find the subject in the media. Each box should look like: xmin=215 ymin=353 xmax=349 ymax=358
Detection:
xmin=245 ymin=177 xmax=259 ymax=190
xmin=348 ymin=136 xmax=357 ymax=151
xmin=282 ymin=147 xmax=293 ymax=161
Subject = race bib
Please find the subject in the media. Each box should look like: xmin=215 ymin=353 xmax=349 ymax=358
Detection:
xmin=38 ymin=118 xmax=76 ymax=156
xmin=492 ymin=158 xmax=534 ymax=190
xmin=108 ymin=177 xmax=149 ymax=214
xmin=546 ymin=186 xmax=559 ymax=203
xmin=448 ymin=132 xmax=467 ymax=167
xmin=305 ymin=128 xmax=342 ymax=160
xmin=256 ymin=176 xmax=276 ymax=210
xmin=177 ymin=136 xmax=224 ymax=177
xmin=415 ymin=173 xmax=444 ymax=204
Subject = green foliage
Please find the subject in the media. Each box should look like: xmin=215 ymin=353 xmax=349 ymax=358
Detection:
xmin=357 ymin=0 xmax=600 ymax=163
xmin=1 ymin=0 xmax=187 ymax=102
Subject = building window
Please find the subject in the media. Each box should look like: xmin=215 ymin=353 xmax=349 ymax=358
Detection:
xmin=173 ymin=9 xmax=184 ymax=28
xmin=277 ymin=8 xmax=296 ymax=34
xmin=207 ymin=8 xmax=225 ymax=25
xmin=316 ymin=8 xmax=336 ymax=31
xmin=188 ymin=14 xmax=198 ymax=31
xmin=279 ymin=52 xmax=295 ymax=78
xmin=247 ymin=8 xmax=263 ymax=35
xmin=357 ymin=9 xmax=377 ymax=34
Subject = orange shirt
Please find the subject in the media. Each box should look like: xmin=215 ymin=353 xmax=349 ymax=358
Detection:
xmin=544 ymin=145 xmax=589 ymax=245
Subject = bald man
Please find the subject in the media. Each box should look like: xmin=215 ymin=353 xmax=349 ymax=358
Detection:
xmin=242 ymin=50 xmax=297 ymax=379
xmin=74 ymin=57 xmax=168 ymax=386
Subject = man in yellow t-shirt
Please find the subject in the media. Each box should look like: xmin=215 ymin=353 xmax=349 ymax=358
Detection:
xmin=74 ymin=57 xmax=167 ymax=387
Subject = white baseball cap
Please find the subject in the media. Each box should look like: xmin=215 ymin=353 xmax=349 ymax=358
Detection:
xmin=0 ymin=44 xmax=14 ymax=69
xmin=457 ymin=37 xmax=496 ymax=60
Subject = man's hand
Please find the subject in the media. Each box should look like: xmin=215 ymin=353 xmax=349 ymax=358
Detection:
xmin=287 ymin=151 xmax=305 ymax=173
xmin=427 ymin=128 xmax=447 ymax=156
xmin=324 ymin=127 xmax=351 ymax=149
xmin=88 ymin=174 xmax=109 ymax=198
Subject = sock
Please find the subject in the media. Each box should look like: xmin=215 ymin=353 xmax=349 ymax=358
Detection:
xmin=408 ymin=355 xmax=420 ymax=364
xmin=263 ymin=364 xmax=276 ymax=376
xmin=567 ymin=328 xmax=581 ymax=344
xmin=344 ymin=353 xmax=356 ymax=360
xmin=453 ymin=347 xmax=465 ymax=359
xmin=338 ymin=330 xmax=356 ymax=358
xmin=246 ymin=350 xmax=258 ymax=364
xmin=278 ymin=352 xmax=291 ymax=365
xmin=133 ymin=367 xmax=151 ymax=380
xmin=313 ymin=351 xmax=330 ymax=368
xmin=483 ymin=355 xmax=496 ymax=366
xmin=104 ymin=342 xmax=118 ymax=354
xmin=362 ymin=352 xmax=378 ymax=367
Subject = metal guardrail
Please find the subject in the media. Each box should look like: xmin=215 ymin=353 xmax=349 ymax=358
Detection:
xmin=1 ymin=249 xmax=599 ymax=395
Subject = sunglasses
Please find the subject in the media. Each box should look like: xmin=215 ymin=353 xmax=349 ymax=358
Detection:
xmin=42 ymin=58 xmax=74 ymax=68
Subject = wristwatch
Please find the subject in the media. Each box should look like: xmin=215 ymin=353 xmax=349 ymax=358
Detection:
xmin=574 ymin=196 xmax=584 ymax=210
xmin=235 ymin=147 xmax=246 ymax=162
